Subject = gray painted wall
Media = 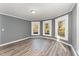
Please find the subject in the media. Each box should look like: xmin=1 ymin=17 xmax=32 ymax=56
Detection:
xmin=40 ymin=21 xmax=43 ymax=36
xmin=0 ymin=14 xmax=31 ymax=44
xmin=52 ymin=19 xmax=55 ymax=37
xmin=0 ymin=15 xmax=1 ymax=44
xmin=68 ymin=12 xmax=72 ymax=44
xmin=68 ymin=5 xmax=77 ymax=50
xmin=69 ymin=4 xmax=79 ymax=55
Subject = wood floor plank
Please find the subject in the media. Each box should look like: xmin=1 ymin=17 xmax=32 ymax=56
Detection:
xmin=0 ymin=39 xmax=73 ymax=56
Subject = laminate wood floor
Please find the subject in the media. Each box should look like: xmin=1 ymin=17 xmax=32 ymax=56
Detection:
xmin=0 ymin=39 xmax=73 ymax=56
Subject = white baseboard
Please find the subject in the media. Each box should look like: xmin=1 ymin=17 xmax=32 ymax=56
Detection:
xmin=0 ymin=37 xmax=30 ymax=47
xmin=70 ymin=45 xmax=77 ymax=56
xmin=77 ymin=49 xmax=79 ymax=55
xmin=55 ymin=39 xmax=77 ymax=56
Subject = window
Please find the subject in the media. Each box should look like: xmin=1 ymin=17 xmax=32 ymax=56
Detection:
xmin=31 ymin=22 xmax=40 ymax=35
xmin=55 ymin=15 xmax=68 ymax=41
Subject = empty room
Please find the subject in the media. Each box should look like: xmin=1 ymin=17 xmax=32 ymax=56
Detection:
xmin=0 ymin=3 xmax=79 ymax=56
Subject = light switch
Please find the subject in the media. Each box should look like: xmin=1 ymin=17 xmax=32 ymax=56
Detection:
xmin=1 ymin=28 xmax=5 ymax=32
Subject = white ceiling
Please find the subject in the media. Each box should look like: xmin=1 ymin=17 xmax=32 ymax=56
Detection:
xmin=0 ymin=3 xmax=75 ymax=21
